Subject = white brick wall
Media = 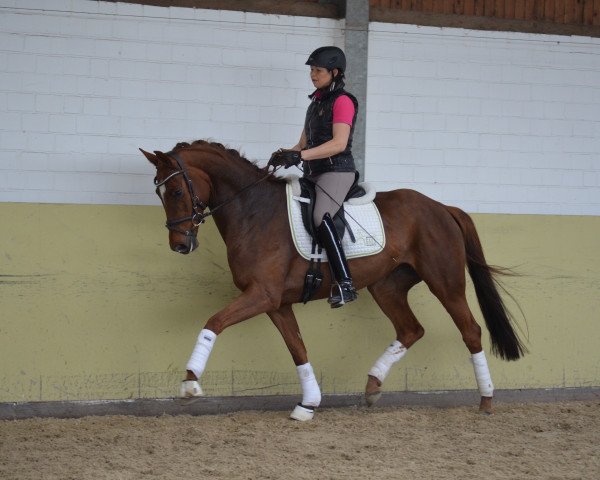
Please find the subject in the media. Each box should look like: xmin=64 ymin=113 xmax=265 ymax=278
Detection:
xmin=367 ymin=23 xmax=600 ymax=215
xmin=0 ymin=2 xmax=598 ymax=215
xmin=0 ymin=0 xmax=341 ymax=204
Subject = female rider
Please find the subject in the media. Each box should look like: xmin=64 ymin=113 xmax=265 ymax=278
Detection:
xmin=269 ymin=46 xmax=359 ymax=308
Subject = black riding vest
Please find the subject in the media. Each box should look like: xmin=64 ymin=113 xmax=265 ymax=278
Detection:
xmin=302 ymin=87 xmax=359 ymax=177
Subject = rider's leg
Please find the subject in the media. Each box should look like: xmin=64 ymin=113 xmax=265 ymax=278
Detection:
xmin=317 ymin=213 xmax=358 ymax=307
xmin=310 ymin=172 xmax=357 ymax=308
xmin=311 ymin=172 xmax=355 ymax=227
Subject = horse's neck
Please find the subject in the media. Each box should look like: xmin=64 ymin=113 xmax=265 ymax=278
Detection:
xmin=213 ymin=186 xmax=286 ymax=246
xmin=185 ymin=149 xmax=245 ymax=196
xmin=204 ymin=159 xmax=255 ymax=203
xmin=191 ymin=152 xmax=285 ymax=241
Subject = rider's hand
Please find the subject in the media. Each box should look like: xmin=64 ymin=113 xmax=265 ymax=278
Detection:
xmin=268 ymin=149 xmax=303 ymax=170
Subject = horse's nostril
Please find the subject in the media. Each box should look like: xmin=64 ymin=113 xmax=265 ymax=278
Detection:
xmin=174 ymin=244 xmax=189 ymax=254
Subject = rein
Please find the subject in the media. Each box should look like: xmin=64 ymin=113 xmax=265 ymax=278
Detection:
xmin=156 ymin=150 xmax=280 ymax=238
xmin=199 ymin=163 xmax=282 ymax=220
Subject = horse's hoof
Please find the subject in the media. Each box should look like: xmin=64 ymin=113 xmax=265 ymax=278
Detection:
xmin=479 ymin=396 xmax=493 ymax=415
xmin=365 ymin=375 xmax=382 ymax=407
xmin=180 ymin=380 xmax=203 ymax=398
xmin=365 ymin=391 xmax=382 ymax=407
xmin=290 ymin=403 xmax=315 ymax=421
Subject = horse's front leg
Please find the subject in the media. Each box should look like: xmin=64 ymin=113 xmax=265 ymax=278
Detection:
xmin=180 ymin=283 xmax=275 ymax=398
xmin=267 ymin=304 xmax=321 ymax=421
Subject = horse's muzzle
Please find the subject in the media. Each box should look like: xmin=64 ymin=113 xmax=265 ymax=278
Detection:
xmin=172 ymin=235 xmax=198 ymax=254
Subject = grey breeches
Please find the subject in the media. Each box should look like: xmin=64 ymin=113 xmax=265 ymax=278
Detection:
xmin=306 ymin=171 xmax=356 ymax=227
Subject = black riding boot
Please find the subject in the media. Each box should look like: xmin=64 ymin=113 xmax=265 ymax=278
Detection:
xmin=317 ymin=213 xmax=358 ymax=308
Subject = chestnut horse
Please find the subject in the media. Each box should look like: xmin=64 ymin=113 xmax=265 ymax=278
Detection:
xmin=141 ymin=140 xmax=526 ymax=420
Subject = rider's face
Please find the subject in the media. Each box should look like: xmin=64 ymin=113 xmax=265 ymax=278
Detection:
xmin=310 ymin=66 xmax=337 ymax=89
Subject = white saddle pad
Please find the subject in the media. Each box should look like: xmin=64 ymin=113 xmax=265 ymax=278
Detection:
xmin=285 ymin=176 xmax=386 ymax=262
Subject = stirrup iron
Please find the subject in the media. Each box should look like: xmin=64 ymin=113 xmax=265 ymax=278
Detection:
xmin=328 ymin=282 xmax=357 ymax=308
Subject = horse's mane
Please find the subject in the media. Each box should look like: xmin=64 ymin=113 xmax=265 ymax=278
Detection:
xmin=172 ymin=140 xmax=285 ymax=183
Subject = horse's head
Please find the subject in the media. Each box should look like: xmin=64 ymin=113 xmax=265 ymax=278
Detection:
xmin=141 ymin=148 xmax=211 ymax=254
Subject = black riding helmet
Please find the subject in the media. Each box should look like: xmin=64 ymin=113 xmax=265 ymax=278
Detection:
xmin=305 ymin=46 xmax=346 ymax=73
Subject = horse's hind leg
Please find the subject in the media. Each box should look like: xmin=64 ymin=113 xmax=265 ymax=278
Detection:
xmin=426 ymin=269 xmax=494 ymax=414
xmin=439 ymin=295 xmax=494 ymax=414
xmin=268 ymin=304 xmax=320 ymax=421
xmin=366 ymin=267 xmax=424 ymax=406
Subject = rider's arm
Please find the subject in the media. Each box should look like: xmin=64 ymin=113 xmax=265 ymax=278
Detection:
xmin=298 ymin=122 xmax=350 ymax=161
xmin=290 ymin=129 xmax=307 ymax=151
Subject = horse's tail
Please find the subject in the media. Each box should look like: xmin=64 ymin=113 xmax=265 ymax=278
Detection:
xmin=446 ymin=206 xmax=527 ymax=361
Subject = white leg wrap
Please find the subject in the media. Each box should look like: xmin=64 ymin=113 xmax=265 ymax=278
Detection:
xmin=186 ymin=329 xmax=217 ymax=379
xmin=368 ymin=340 xmax=407 ymax=383
xmin=296 ymin=362 xmax=321 ymax=407
xmin=471 ymin=350 xmax=494 ymax=397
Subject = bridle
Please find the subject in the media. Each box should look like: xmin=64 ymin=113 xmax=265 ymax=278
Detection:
xmin=154 ymin=150 xmax=280 ymax=248
xmin=154 ymin=151 xmax=209 ymax=243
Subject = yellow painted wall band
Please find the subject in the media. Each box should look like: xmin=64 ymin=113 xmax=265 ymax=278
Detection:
xmin=0 ymin=203 xmax=598 ymax=402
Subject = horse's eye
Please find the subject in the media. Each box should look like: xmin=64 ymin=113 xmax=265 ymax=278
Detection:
xmin=172 ymin=189 xmax=184 ymax=199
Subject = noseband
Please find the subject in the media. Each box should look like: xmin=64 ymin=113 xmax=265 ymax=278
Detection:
xmin=154 ymin=151 xmax=209 ymax=241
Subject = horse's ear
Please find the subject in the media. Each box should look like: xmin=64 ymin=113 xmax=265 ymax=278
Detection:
xmin=153 ymin=150 xmax=177 ymax=167
xmin=140 ymin=148 xmax=159 ymax=167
